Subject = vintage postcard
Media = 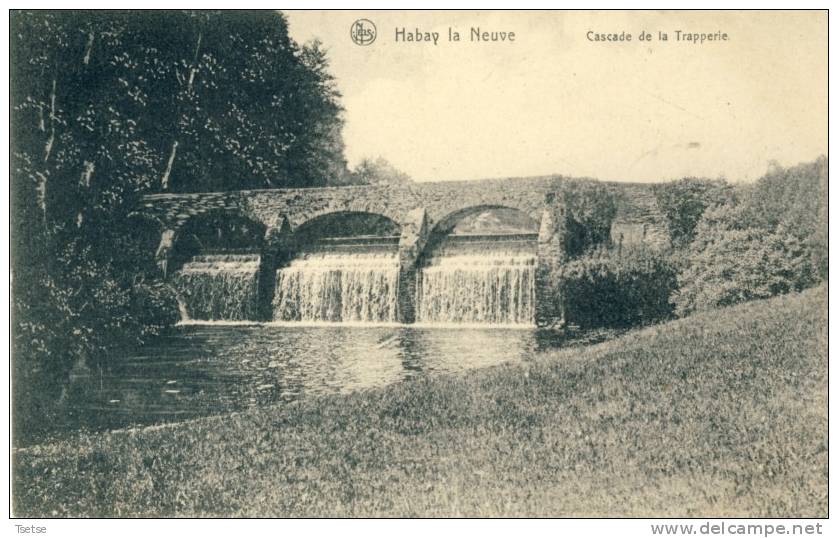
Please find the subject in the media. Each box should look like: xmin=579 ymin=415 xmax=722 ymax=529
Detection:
xmin=9 ymin=9 xmax=828 ymax=523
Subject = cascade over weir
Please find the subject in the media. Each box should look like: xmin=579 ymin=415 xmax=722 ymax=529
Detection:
xmin=137 ymin=177 xmax=669 ymax=326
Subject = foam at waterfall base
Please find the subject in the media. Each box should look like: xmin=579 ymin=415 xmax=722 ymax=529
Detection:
xmin=273 ymin=250 xmax=400 ymax=323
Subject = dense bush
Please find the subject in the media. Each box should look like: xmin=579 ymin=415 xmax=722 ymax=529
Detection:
xmin=560 ymin=181 xmax=618 ymax=257
xmin=338 ymin=156 xmax=412 ymax=186
xmin=12 ymin=241 xmax=180 ymax=443
xmin=673 ymin=204 xmax=818 ymax=317
xmin=742 ymin=157 xmax=827 ymax=232
xmin=739 ymin=157 xmax=828 ymax=279
xmin=653 ymin=177 xmax=737 ymax=246
xmin=552 ymin=246 xmax=678 ymax=328
xmin=671 ymin=158 xmax=827 ymax=316
xmin=127 ymin=280 xmax=182 ymax=338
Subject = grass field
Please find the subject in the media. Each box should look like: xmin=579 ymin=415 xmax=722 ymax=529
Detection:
xmin=12 ymin=286 xmax=827 ymax=517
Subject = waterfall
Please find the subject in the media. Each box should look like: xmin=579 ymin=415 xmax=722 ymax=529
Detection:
xmin=416 ymin=242 xmax=536 ymax=326
xmin=173 ymin=254 xmax=260 ymax=321
xmin=170 ymin=239 xmax=536 ymax=326
xmin=273 ymin=250 xmax=400 ymax=323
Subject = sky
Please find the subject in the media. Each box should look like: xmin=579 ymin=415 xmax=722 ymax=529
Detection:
xmin=285 ymin=10 xmax=827 ymax=183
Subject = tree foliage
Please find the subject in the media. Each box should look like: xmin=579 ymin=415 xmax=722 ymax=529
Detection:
xmin=653 ymin=177 xmax=737 ymax=246
xmin=11 ymin=10 xmax=348 ymax=195
xmin=673 ymin=209 xmax=818 ymax=316
xmin=551 ymin=246 xmax=677 ymax=328
xmin=339 ymin=157 xmax=413 ymax=186
xmin=672 ymin=158 xmax=826 ymax=316
xmin=548 ymin=158 xmax=827 ymax=328
xmin=739 ymin=156 xmax=828 ymax=278
xmin=10 ymin=10 xmax=348 ymax=437
xmin=560 ymin=181 xmax=618 ymax=257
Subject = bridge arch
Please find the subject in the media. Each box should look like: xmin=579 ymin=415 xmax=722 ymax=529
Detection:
xmin=430 ymin=204 xmax=540 ymax=235
xmin=169 ymin=209 xmax=267 ymax=273
xmin=413 ymin=205 xmax=541 ymax=326
xmin=270 ymin=210 xmax=404 ymax=324
xmin=293 ymin=210 xmax=402 ymax=243
xmin=135 ymin=178 xmax=669 ymax=326
xmin=421 ymin=204 xmax=541 ymax=259
xmin=291 ymin=197 xmax=405 ymax=232
xmin=126 ymin=211 xmax=166 ymax=231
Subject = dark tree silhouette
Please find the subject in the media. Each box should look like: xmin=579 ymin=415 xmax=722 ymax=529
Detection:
xmin=10 ymin=10 xmax=349 ymax=440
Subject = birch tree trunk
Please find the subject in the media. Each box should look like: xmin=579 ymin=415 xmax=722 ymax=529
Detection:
xmin=187 ymin=31 xmax=202 ymax=92
xmin=161 ymin=140 xmax=178 ymax=190
xmin=34 ymin=171 xmax=48 ymax=229
xmin=43 ymin=79 xmax=56 ymax=162
xmin=161 ymin=29 xmax=202 ymax=190
xmin=76 ymin=161 xmax=95 ymax=227
xmin=80 ymin=160 xmax=95 ymax=188
xmin=83 ymin=32 xmax=95 ymax=65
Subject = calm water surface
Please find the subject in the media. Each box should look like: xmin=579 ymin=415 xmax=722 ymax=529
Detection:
xmin=57 ymin=324 xmax=615 ymax=439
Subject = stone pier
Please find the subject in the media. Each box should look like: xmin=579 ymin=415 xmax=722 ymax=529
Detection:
xmin=137 ymin=176 xmax=669 ymax=325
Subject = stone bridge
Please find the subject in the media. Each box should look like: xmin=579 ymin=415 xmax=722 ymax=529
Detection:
xmin=134 ymin=175 xmax=669 ymax=324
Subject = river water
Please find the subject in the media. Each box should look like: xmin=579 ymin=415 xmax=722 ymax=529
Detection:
xmin=57 ymin=324 xmax=614 ymax=438
xmin=49 ymin=235 xmax=602 ymax=441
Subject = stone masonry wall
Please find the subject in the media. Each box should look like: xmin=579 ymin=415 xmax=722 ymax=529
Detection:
xmin=137 ymin=175 xmax=669 ymax=242
xmin=138 ymin=176 xmax=670 ymax=325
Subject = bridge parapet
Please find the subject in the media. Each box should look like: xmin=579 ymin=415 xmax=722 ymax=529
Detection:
xmin=139 ymin=177 xmax=667 ymax=244
xmin=140 ymin=176 xmax=670 ymax=324
xmin=138 ymin=176 xmax=573 ymax=233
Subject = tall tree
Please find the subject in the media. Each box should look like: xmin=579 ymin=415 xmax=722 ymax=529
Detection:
xmin=10 ymin=10 xmax=349 ymax=440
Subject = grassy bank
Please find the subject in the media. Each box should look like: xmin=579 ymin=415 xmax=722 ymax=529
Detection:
xmin=13 ymin=287 xmax=827 ymax=517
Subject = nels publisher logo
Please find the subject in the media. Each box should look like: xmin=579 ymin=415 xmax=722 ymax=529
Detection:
xmin=350 ymin=19 xmax=377 ymax=46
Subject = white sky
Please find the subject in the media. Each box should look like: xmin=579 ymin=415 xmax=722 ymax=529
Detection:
xmin=285 ymin=10 xmax=827 ymax=183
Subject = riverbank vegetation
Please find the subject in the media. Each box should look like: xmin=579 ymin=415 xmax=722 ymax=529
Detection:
xmin=669 ymin=158 xmax=827 ymax=316
xmin=10 ymin=10 xmax=350 ymax=441
xmin=13 ymin=286 xmax=827 ymax=517
xmin=550 ymin=156 xmax=827 ymax=328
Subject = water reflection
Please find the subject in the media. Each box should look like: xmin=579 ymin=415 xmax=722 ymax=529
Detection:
xmin=58 ymin=324 xmax=620 ymax=439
